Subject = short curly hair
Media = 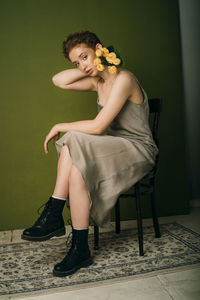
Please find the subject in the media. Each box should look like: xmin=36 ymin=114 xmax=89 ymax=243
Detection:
xmin=63 ymin=30 xmax=102 ymax=60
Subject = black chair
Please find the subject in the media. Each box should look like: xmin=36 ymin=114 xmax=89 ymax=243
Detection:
xmin=93 ymin=98 xmax=162 ymax=256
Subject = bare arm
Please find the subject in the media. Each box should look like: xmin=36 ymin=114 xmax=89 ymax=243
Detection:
xmin=44 ymin=120 xmax=99 ymax=154
xmin=44 ymin=72 xmax=134 ymax=153
xmin=52 ymin=68 xmax=98 ymax=92
xmin=56 ymin=73 xmax=134 ymax=134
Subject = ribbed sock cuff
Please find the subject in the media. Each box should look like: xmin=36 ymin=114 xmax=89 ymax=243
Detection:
xmin=73 ymin=227 xmax=89 ymax=230
xmin=51 ymin=195 xmax=66 ymax=201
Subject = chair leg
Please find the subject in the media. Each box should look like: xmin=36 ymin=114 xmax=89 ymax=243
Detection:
xmin=94 ymin=224 xmax=99 ymax=250
xmin=150 ymin=177 xmax=161 ymax=238
xmin=135 ymin=182 xmax=144 ymax=256
xmin=115 ymin=198 xmax=120 ymax=233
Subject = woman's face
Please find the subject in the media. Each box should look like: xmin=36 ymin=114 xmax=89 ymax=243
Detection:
xmin=69 ymin=43 xmax=101 ymax=76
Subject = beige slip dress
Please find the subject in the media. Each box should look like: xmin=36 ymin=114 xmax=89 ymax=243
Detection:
xmin=55 ymin=78 xmax=159 ymax=227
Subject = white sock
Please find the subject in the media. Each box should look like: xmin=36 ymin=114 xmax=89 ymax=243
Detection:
xmin=52 ymin=195 xmax=66 ymax=201
xmin=73 ymin=227 xmax=89 ymax=230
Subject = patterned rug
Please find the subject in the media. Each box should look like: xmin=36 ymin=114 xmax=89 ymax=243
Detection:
xmin=0 ymin=222 xmax=200 ymax=299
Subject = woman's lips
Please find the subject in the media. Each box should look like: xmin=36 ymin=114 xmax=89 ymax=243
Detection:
xmin=87 ymin=69 xmax=93 ymax=75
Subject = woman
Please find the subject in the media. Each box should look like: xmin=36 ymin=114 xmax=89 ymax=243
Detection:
xmin=21 ymin=31 xmax=159 ymax=277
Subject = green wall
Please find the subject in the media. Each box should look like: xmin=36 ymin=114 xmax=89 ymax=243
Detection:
xmin=0 ymin=0 xmax=189 ymax=231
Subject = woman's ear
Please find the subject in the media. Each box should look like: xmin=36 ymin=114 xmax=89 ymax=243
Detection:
xmin=95 ymin=43 xmax=103 ymax=50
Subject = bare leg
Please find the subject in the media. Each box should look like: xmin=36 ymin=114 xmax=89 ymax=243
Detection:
xmin=22 ymin=144 xmax=91 ymax=242
xmin=52 ymin=144 xmax=90 ymax=228
xmin=69 ymin=165 xmax=90 ymax=229
xmin=52 ymin=144 xmax=73 ymax=199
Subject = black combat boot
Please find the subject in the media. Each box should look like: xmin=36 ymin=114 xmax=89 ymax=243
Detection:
xmin=53 ymin=228 xmax=93 ymax=277
xmin=21 ymin=196 xmax=66 ymax=241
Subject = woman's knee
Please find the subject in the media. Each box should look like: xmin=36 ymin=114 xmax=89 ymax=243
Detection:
xmin=60 ymin=144 xmax=69 ymax=154
xmin=59 ymin=144 xmax=71 ymax=160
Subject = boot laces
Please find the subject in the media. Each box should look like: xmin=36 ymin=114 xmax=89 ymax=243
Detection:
xmin=34 ymin=200 xmax=52 ymax=226
xmin=37 ymin=201 xmax=50 ymax=215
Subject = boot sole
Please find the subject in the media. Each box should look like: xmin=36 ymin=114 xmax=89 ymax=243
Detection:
xmin=21 ymin=227 xmax=66 ymax=242
xmin=53 ymin=257 xmax=93 ymax=277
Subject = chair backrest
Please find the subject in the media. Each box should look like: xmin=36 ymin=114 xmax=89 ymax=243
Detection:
xmin=148 ymin=98 xmax=162 ymax=148
xmin=148 ymin=98 xmax=162 ymax=176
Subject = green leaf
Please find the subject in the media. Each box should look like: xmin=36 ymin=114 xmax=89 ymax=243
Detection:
xmin=107 ymin=45 xmax=115 ymax=53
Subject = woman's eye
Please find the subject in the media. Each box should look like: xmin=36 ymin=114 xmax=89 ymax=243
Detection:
xmin=83 ymin=55 xmax=87 ymax=60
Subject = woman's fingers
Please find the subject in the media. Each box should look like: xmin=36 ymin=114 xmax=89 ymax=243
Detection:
xmin=44 ymin=127 xmax=60 ymax=154
xmin=44 ymin=137 xmax=49 ymax=154
xmin=53 ymin=133 xmax=60 ymax=145
xmin=44 ymin=133 xmax=52 ymax=154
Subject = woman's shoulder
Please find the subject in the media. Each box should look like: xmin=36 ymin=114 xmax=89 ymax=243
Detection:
xmin=93 ymin=68 xmax=138 ymax=92
xmin=117 ymin=68 xmax=145 ymax=104
xmin=118 ymin=68 xmax=144 ymax=92
xmin=118 ymin=68 xmax=138 ymax=82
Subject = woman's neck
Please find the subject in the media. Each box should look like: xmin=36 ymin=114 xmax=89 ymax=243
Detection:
xmin=98 ymin=66 xmax=118 ymax=82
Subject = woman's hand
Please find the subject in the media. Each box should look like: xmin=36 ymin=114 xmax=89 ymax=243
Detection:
xmin=44 ymin=125 xmax=60 ymax=154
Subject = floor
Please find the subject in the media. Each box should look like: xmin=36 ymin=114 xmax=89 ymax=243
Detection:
xmin=1 ymin=207 xmax=200 ymax=300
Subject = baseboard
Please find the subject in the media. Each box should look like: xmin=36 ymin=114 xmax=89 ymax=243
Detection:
xmin=190 ymin=198 xmax=200 ymax=208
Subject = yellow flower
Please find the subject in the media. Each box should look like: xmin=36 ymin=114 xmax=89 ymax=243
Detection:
xmin=94 ymin=57 xmax=101 ymax=66
xmin=113 ymin=58 xmax=121 ymax=65
xmin=106 ymin=57 xmax=114 ymax=64
xmin=101 ymin=47 xmax=109 ymax=57
xmin=95 ymin=49 xmax=103 ymax=57
xmin=106 ymin=52 xmax=117 ymax=63
xmin=108 ymin=65 xmax=117 ymax=74
xmin=96 ymin=64 xmax=105 ymax=71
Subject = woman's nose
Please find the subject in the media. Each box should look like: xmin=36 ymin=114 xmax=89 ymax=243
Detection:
xmin=80 ymin=61 xmax=87 ymax=72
